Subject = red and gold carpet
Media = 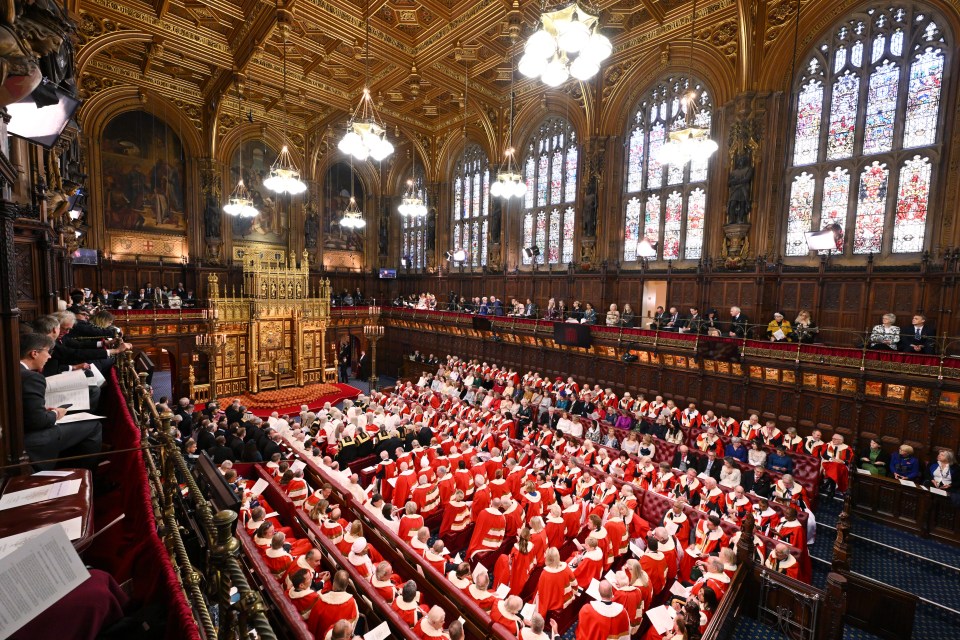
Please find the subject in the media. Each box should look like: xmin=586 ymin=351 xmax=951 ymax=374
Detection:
xmin=217 ymin=382 xmax=361 ymax=417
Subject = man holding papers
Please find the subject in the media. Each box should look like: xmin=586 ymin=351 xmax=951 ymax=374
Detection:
xmin=19 ymin=334 xmax=102 ymax=471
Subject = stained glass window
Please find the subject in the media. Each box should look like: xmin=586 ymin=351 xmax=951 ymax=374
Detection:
xmin=785 ymin=5 xmax=946 ymax=257
xmin=451 ymin=144 xmax=490 ymax=270
xmin=521 ymin=118 xmax=578 ymax=267
xmin=400 ymin=166 xmax=427 ymax=270
xmin=685 ymin=188 xmax=706 ymax=260
xmin=892 ymin=155 xmax=931 ymax=253
xmin=623 ymin=76 xmax=713 ymax=262
xmin=853 ymin=162 xmax=889 ymax=254
xmin=904 ymin=48 xmax=943 ymax=148
xmin=785 ymin=173 xmax=816 ymax=257
xmin=624 ymin=197 xmax=642 ymax=262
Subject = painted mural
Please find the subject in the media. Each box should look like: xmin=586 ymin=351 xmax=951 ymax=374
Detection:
xmin=101 ymin=111 xmax=187 ymax=234
xmin=229 ymin=140 xmax=287 ymax=244
xmin=323 ymin=161 xmax=365 ymax=253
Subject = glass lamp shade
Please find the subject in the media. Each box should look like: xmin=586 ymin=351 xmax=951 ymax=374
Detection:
xmin=490 ymin=180 xmax=504 ymax=198
xmin=518 ymin=53 xmax=548 ymax=78
xmin=583 ymin=33 xmax=612 ymax=63
xmin=541 ymin=58 xmax=570 ymax=87
xmin=557 ymin=19 xmax=591 ymax=53
xmin=570 ymin=55 xmax=600 ymax=80
xmin=525 ymin=29 xmax=556 ymax=59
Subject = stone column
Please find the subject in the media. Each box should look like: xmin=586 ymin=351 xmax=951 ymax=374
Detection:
xmin=199 ymin=157 xmax=225 ymax=265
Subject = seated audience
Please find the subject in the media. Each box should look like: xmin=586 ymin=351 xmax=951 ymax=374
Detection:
xmin=927 ymin=450 xmax=958 ymax=492
xmin=605 ymin=304 xmax=621 ymax=326
xmin=794 ymin=310 xmax=818 ymax=343
xmin=890 ymin=444 xmax=921 ymax=482
xmin=900 ymin=314 xmax=935 ymax=354
xmin=857 ymin=438 xmax=889 ymax=476
xmin=869 ymin=313 xmax=900 ymax=350
xmin=766 ymin=312 xmax=793 ymax=342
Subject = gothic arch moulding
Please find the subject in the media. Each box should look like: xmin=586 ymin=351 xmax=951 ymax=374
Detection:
xmin=757 ymin=0 xmax=960 ymax=90
xmin=599 ymin=43 xmax=737 ymax=136
xmin=511 ymin=90 xmax=587 ymax=155
xmin=436 ymin=126 xmax=495 ymax=187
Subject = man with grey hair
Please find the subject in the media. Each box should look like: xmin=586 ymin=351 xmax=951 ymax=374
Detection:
xmin=577 ymin=579 xmax=631 ymax=640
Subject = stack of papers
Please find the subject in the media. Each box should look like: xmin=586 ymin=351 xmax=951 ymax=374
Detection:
xmin=646 ymin=605 xmax=678 ymax=635
xmin=0 ymin=479 xmax=82 ymax=511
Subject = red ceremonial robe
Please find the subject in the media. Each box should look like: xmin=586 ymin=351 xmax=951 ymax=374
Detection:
xmin=571 ymin=548 xmax=605 ymax=589
xmin=490 ymin=600 xmax=524 ymax=637
xmin=307 ymin=591 xmax=358 ymax=640
xmin=536 ymin=562 xmax=577 ymax=617
xmin=765 ymin=552 xmax=800 ymax=579
xmin=393 ymin=470 xmax=418 ymax=507
xmin=612 ymin=585 xmax=645 ymax=635
xmin=398 ymin=513 xmax=425 ymax=541
xmin=439 ymin=499 xmax=470 ymax=537
xmin=287 ymin=587 xmax=319 ymax=619
xmin=576 ymin=601 xmax=631 ymax=640
xmin=467 ymin=506 xmax=506 ymax=558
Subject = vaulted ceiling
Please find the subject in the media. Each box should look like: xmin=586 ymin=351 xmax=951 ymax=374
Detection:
xmin=74 ymin=0 xmax=748 ymax=159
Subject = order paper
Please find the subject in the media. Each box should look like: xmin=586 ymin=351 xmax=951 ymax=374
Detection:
xmin=646 ymin=605 xmax=677 ymax=635
xmin=0 ymin=524 xmax=90 ymax=638
xmin=57 ymin=412 xmax=105 ymax=425
xmin=0 ymin=518 xmax=84 ymax=559
xmin=0 ymin=480 xmax=83 ymax=511
xmin=44 ymin=370 xmax=91 ymax=411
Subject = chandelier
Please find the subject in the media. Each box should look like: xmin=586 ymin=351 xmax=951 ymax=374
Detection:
xmin=224 ymin=83 xmax=259 ymax=218
xmin=398 ymin=179 xmax=427 ymax=217
xmin=655 ymin=0 xmax=718 ymax=166
xmin=340 ymin=197 xmax=366 ymax=229
xmin=338 ymin=0 xmax=394 ymax=162
xmin=491 ymin=59 xmax=527 ymax=199
xmin=265 ymin=23 xmax=307 ymax=195
xmin=223 ymin=179 xmax=259 ymax=218
xmin=339 ymin=158 xmax=366 ymax=229
xmin=519 ymin=2 xmax=611 ymax=86
xmin=264 ymin=144 xmax=308 ymax=195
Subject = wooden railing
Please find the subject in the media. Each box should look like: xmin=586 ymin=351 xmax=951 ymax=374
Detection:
xmin=849 ymin=472 xmax=960 ymax=546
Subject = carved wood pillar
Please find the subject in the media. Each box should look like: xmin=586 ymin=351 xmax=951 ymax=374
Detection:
xmin=0 ymin=201 xmax=23 ymax=468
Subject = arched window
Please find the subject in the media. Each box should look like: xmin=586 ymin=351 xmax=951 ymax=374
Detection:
xmin=452 ymin=144 xmax=490 ymax=269
xmin=521 ymin=118 xmax=578 ymax=266
xmin=400 ymin=167 xmax=427 ymax=270
xmin=784 ymin=5 xmax=947 ymax=257
xmin=623 ymin=76 xmax=712 ymax=262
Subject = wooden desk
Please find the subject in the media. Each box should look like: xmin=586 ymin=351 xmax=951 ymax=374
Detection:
xmin=851 ymin=472 xmax=960 ymax=546
xmin=0 ymin=469 xmax=94 ymax=551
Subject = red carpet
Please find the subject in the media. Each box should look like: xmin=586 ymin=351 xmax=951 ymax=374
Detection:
xmin=218 ymin=382 xmax=362 ymax=417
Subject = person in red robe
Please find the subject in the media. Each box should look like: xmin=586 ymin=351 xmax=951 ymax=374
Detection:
xmin=506 ymin=526 xmax=537 ymax=595
xmin=611 ymin=570 xmax=645 ymax=636
xmin=545 ymin=505 xmax=567 ymax=550
xmin=392 ymin=580 xmax=429 ymax=627
xmin=286 ymin=568 xmax=319 ymax=619
xmin=467 ymin=498 xmax=506 ymax=558
xmin=491 ymin=596 xmax=525 ymax=637
xmin=393 ymin=463 xmax=418 ymax=508
xmin=639 ymin=537 xmax=668 ymax=596
xmin=371 ymin=561 xmax=400 ymax=603
xmin=501 ymin=496 xmax=525 ymax=538
xmin=307 ymin=571 xmax=359 ymax=640
xmin=774 ymin=507 xmax=806 ymax=549
xmin=622 ymin=559 xmax=654 ymax=615
xmin=561 ymin=495 xmax=584 ymax=538
xmin=569 ymin=536 xmax=605 ymax=589
xmin=254 ymin=521 xmax=312 ymax=557
xmin=411 ymin=475 xmax=441 ymax=517
xmin=535 ymin=547 xmax=578 ymax=617
xmin=765 ymin=544 xmax=800 ymax=579
xmin=472 ymin=476 xmax=492 ymax=521
xmin=576 ymin=581 xmax=632 ymax=640
xmin=375 ymin=451 xmax=397 ymax=502
xmin=263 ymin=533 xmax=294 ymax=576
xmin=283 ymin=549 xmax=323 ymax=589
xmin=454 ymin=462 xmax=475 ymax=498
xmin=437 ymin=467 xmax=457 ymax=506
xmin=439 ymin=490 xmax=471 ymax=537
xmin=414 ymin=606 xmax=449 ymax=640
xmin=821 ymin=433 xmax=854 ymax=494
xmin=605 ymin=504 xmax=630 ymax=557
xmin=466 ymin=571 xmax=497 ymax=611
xmin=529 ymin=517 xmax=548 ymax=565
xmin=662 ymin=499 xmax=692 ymax=545
xmin=679 ymin=516 xmax=727 ymax=581
xmin=423 ymin=540 xmax=450 ymax=573
xmin=398 ymin=503 xmax=425 ymax=541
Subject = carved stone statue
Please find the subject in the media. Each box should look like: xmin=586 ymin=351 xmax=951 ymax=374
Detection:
xmin=726 ymin=150 xmax=755 ymax=225
xmin=583 ymin=173 xmax=598 ymax=237
xmin=304 ymin=209 xmax=319 ymax=249
xmin=378 ymin=202 xmax=389 ymax=255
xmin=489 ymin=197 xmax=502 ymax=241
xmin=204 ymin=194 xmax=222 ymax=238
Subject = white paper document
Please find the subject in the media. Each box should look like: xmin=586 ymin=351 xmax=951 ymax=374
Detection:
xmin=0 ymin=524 xmax=91 ymax=638
xmin=665 ymin=521 xmax=679 ymax=536
xmin=604 ymin=569 xmax=618 ymax=583
xmin=855 ymin=468 xmax=872 ymax=475
xmin=494 ymin=583 xmax=511 ymax=599
xmin=364 ymin=621 xmax=391 ymax=640
xmin=773 ymin=329 xmax=786 ymax=341
xmin=290 ymin=460 xmax=307 ymax=474
xmin=88 ymin=363 xmax=106 ymax=387
xmin=898 ymin=479 xmax=917 ymax=487
xmin=930 ymin=487 xmax=948 ymax=496
xmin=520 ymin=602 xmax=536 ymax=620
xmin=585 ymin=578 xmax=602 ymax=600
xmin=0 ymin=479 xmax=83 ymax=511
xmin=669 ymin=581 xmax=691 ymax=598
xmin=56 ymin=412 xmax=105 ymax=425
xmin=629 ymin=542 xmax=643 ymax=558
xmin=44 ymin=370 xmax=91 ymax=411
xmin=32 ymin=470 xmax=73 ymax=477
xmin=646 ymin=605 xmax=677 ymax=635
xmin=249 ymin=478 xmax=269 ymax=497
xmin=0 ymin=517 xmax=84 ymax=559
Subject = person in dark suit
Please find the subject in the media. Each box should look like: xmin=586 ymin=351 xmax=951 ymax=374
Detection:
xmin=416 ymin=424 xmax=434 ymax=447
xmin=19 ymin=333 xmax=102 ymax=470
xmin=524 ymin=299 xmax=539 ymax=318
xmin=648 ymin=306 xmax=666 ymax=330
xmin=196 ymin=422 xmax=217 ymax=451
xmin=357 ymin=350 xmax=370 ymax=379
xmin=261 ymin=431 xmax=281 ymax=460
xmin=375 ymin=431 xmax=403 ymax=459
xmin=696 ymin=450 xmax=722 ymax=480
xmin=662 ymin=307 xmax=681 ymax=331
xmin=209 ymin=436 xmax=235 ymax=464
xmin=728 ymin=306 xmax=750 ymax=339
xmin=900 ymin=314 xmax=936 ymax=354
xmin=671 ymin=445 xmax=698 ymax=472
xmin=679 ymin=307 xmax=704 ymax=334
xmin=742 ymin=465 xmax=772 ymax=498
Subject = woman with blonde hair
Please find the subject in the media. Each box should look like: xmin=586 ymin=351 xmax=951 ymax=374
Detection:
xmin=793 ymin=310 xmax=818 ymax=343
